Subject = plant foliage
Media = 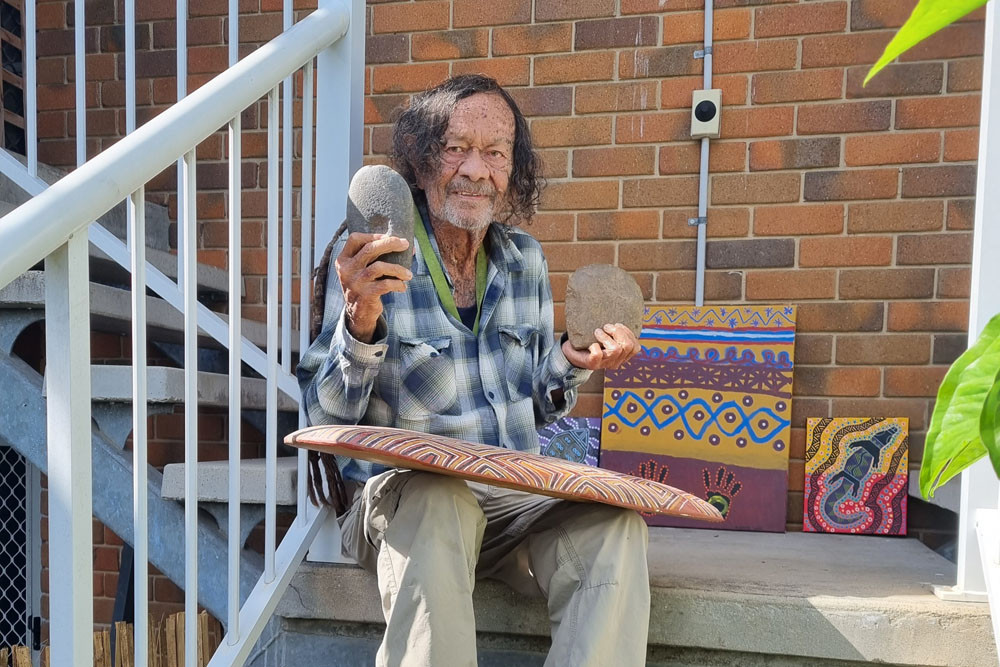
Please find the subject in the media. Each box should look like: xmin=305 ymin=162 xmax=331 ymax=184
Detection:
xmin=921 ymin=313 xmax=1000 ymax=498
xmin=866 ymin=0 xmax=989 ymax=85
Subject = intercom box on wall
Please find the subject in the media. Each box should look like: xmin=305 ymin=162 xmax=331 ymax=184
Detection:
xmin=691 ymin=89 xmax=722 ymax=139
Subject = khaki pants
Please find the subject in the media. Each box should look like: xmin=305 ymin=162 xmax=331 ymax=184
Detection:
xmin=339 ymin=470 xmax=651 ymax=667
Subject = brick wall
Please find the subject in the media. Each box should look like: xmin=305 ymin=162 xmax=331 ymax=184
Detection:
xmin=28 ymin=1 xmax=980 ymax=549
xmin=363 ymin=0 xmax=982 ymax=535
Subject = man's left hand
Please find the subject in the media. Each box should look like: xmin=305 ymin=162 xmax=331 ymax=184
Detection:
xmin=562 ymin=323 xmax=641 ymax=371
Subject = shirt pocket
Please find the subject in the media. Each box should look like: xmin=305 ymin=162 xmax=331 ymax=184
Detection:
xmin=498 ymin=324 xmax=539 ymax=401
xmin=397 ymin=336 xmax=462 ymax=418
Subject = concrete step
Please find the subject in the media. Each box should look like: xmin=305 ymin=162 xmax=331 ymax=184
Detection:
xmin=0 ymin=271 xmax=298 ymax=354
xmin=161 ymin=457 xmax=298 ymax=506
xmin=0 ymin=162 xmax=171 ymax=252
xmin=90 ymin=365 xmax=298 ymax=411
xmin=272 ymin=528 xmax=996 ymax=667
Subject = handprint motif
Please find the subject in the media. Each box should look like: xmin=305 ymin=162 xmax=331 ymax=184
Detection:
xmin=702 ymin=466 xmax=742 ymax=520
xmin=633 ymin=460 xmax=669 ymax=517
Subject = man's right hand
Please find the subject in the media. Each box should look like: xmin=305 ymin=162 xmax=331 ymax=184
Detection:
xmin=335 ymin=232 xmax=412 ymax=343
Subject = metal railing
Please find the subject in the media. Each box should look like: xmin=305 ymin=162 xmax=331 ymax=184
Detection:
xmin=0 ymin=0 xmax=364 ymax=663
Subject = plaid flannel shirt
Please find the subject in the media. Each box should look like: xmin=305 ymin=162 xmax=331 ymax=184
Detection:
xmin=296 ymin=213 xmax=592 ymax=483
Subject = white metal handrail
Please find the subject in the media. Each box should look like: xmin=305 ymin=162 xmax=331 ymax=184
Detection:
xmin=0 ymin=4 xmax=348 ymax=293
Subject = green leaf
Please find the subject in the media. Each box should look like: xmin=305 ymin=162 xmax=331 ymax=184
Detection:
xmin=920 ymin=312 xmax=1000 ymax=498
xmin=865 ymin=0 xmax=989 ymax=86
xmin=980 ymin=369 xmax=1000 ymax=478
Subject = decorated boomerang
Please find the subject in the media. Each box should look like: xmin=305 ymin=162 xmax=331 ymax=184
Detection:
xmin=285 ymin=425 xmax=724 ymax=522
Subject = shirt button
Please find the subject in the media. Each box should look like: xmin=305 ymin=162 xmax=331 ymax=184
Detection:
xmin=374 ymin=351 xmax=383 ymax=358
xmin=487 ymin=391 xmax=495 ymax=400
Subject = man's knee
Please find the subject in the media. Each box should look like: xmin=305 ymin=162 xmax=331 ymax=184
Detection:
xmin=396 ymin=472 xmax=483 ymax=524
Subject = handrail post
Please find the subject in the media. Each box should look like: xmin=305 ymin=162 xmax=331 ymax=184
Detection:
xmin=45 ymin=231 xmax=94 ymax=665
xmin=314 ymin=0 xmax=364 ymax=264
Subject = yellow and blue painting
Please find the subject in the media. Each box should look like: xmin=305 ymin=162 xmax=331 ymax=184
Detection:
xmin=537 ymin=417 xmax=601 ymax=467
xmin=804 ymin=417 xmax=908 ymax=535
xmin=601 ymin=305 xmax=796 ymax=532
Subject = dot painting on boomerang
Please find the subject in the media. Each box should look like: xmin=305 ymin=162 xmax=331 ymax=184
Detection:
xmin=285 ymin=424 xmax=724 ymax=522
xmin=601 ymin=305 xmax=797 ymax=532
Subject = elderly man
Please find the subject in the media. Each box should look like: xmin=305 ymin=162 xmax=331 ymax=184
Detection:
xmin=297 ymin=74 xmax=650 ymax=667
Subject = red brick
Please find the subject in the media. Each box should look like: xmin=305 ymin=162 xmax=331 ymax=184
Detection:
xmin=452 ymin=57 xmax=530 ymax=87
xmin=888 ymin=301 xmax=970 ymax=332
xmin=662 ymin=9 xmax=751 ymax=45
xmin=851 ymin=0 xmax=909 ymax=30
xmin=540 ymin=181 xmax=620 ymax=210
xmin=884 ymin=367 xmax=950 ymax=398
xmin=846 ymin=63 xmax=944 ymax=99
xmin=508 ymin=87 xmax=573 ymax=117
xmin=934 ymin=334 xmax=970 ymax=365
xmin=616 ymin=111 xmax=690 ymax=144
xmin=575 ymin=81 xmax=658 ymax=114
xmin=535 ymin=0 xmax=615 ymax=21
xmin=896 ymin=95 xmax=981 ymax=129
xmin=713 ymin=39 xmax=799 ymax=74
xmin=947 ymin=199 xmax=975 ymax=230
xmin=848 ymin=201 xmax=944 ymax=233
xmin=901 ymin=166 xmax=977 ymax=198
xmin=801 ymin=31 xmax=894 ymax=68
xmin=371 ymin=63 xmax=448 ymax=94
xmin=896 ymin=233 xmax=973 ymax=265
xmin=655 ymin=271 xmax=744 ymax=302
xmin=937 ymin=267 xmax=971 ymax=298
xmin=620 ymin=241 xmax=697 ymax=270
xmin=839 ymin=268 xmax=935 ymax=299
xmin=749 ymin=138 xmax=840 ymax=171
xmin=754 ymin=203 xmax=844 ymax=236
xmin=576 ymin=16 xmax=659 ymax=50
xmin=844 ymin=132 xmax=940 ymax=166
xmin=454 ymin=0 xmax=531 ymax=27
xmin=411 ymin=30 xmax=489 ymax=61
xmin=831 ymin=398 xmax=929 ymax=430
xmin=798 ymin=302 xmax=885 ymax=332
xmin=795 ymin=335 xmax=834 ymax=365
xmin=804 ymin=169 xmax=898 ymax=201
xmin=535 ymin=52 xmax=615 ymax=85
xmin=532 ymin=117 xmax=612 ymax=147
xmin=795 ymin=367 xmax=882 ymax=397
xmin=623 ymin=177 xmax=700 ymax=207
xmin=527 ymin=213 xmax=575 ymax=241
xmin=900 ymin=24 xmax=984 ymax=62
xmin=949 ymin=59 xmax=983 ymax=93
xmin=544 ymin=242 xmax=617 ymax=271
xmin=944 ymin=129 xmax=979 ymax=162
xmin=365 ymin=94 xmax=407 ymax=125
xmin=746 ymin=270 xmax=836 ymax=300
xmin=711 ymin=173 xmax=800 ymax=204
xmin=837 ymin=334 xmax=931 ymax=365
xmin=661 ymin=74 xmax=748 ymax=108
xmin=706 ymin=238 xmax=794 ymax=269
xmin=372 ymin=2 xmax=449 ymax=34
xmin=798 ymin=101 xmax=891 ymax=134
xmin=721 ymin=106 xmax=795 ymax=138
xmin=623 ymin=0 xmax=704 ymax=13
xmin=367 ymin=34 xmax=410 ymax=64
xmin=659 ymin=142 xmax=747 ymax=174
xmin=577 ymin=211 xmax=661 ymax=241
xmin=662 ymin=208 xmax=751 ymax=238
xmin=492 ymin=23 xmax=572 ymax=56
xmin=751 ymin=69 xmax=843 ymax=104
xmin=619 ymin=47 xmax=701 ymax=79
xmin=800 ymin=236 xmax=893 ymax=267
xmin=573 ymin=146 xmax=656 ymax=177
xmin=538 ymin=149 xmax=568 ymax=178
xmin=755 ymin=2 xmax=847 ymax=38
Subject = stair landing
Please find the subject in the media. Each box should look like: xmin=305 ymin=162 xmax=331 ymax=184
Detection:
xmin=272 ymin=527 xmax=996 ymax=666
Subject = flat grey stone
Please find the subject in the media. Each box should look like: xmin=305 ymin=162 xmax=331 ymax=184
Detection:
xmin=564 ymin=264 xmax=644 ymax=350
xmin=346 ymin=164 xmax=415 ymax=268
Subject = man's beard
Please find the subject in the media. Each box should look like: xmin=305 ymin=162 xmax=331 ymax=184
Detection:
xmin=441 ymin=178 xmax=496 ymax=232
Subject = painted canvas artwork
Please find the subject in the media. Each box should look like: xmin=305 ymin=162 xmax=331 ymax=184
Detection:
xmin=537 ymin=417 xmax=601 ymax=466
xmin=600 ymin=305 xmax=796 ymax=532
xmin=803 ymin=417 xmax=908 ymax=535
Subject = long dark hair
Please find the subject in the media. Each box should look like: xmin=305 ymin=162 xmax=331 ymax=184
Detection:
xmin=391 ymin=74 xmax=541 ymax=224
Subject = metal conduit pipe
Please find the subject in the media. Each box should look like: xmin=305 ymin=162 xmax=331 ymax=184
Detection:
xmin=695 ymin=1 xmax=714 ymax=307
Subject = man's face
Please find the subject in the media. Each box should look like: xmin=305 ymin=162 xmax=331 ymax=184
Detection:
xmin=417 ymin=92 xmax=515 ymax=233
